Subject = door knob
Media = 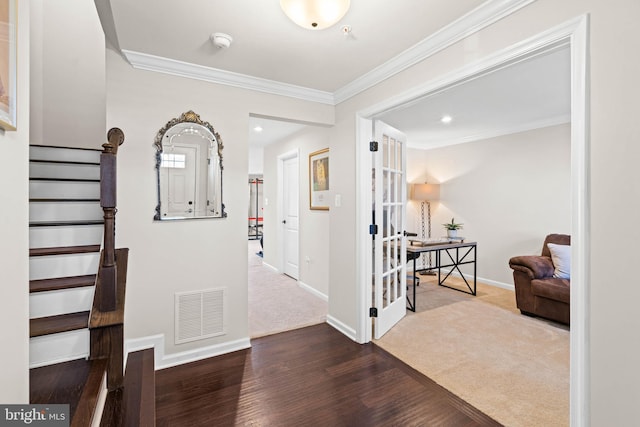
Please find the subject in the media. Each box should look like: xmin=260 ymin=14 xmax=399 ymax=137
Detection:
xmin=282 ymin=220 xmax=287 ymax=224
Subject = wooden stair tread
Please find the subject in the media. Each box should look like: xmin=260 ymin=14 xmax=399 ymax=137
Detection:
xmin=30 ymin=220 xmax=104 ymax=227
xmin=30 ymin=275 xmax=97 ymax=293
xmin=30 ymin=311 xmax=90 ymax=337
xmin=30 ymin=159 xmax=100 ymax=166
xmin=30 ymin=198 xmax=101 ymax=202
xmin=31 ymin=358 xmax=107 ymax=426
xmin=30 ymin=245 xmax=101 ymax=256
xmin=30 ymin=177 xmax=100 ymax=182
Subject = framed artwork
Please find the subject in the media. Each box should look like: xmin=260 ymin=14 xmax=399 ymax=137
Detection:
xmin=309 ymin=148 xmax=329 ymax=210
xmin=0 ymin=0 xmax=16 ymax=131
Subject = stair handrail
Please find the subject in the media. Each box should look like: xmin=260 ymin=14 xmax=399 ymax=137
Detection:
xmin=89 ymin=128 xmax=127 ymax=391
xmin=99 ymin=128 xmax=124 ymax=311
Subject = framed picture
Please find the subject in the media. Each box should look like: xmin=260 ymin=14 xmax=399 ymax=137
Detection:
xmin=309 ymin=148 xmax=329 ymax=210
xmin=0 ymin=0 xmax=16 ymax=131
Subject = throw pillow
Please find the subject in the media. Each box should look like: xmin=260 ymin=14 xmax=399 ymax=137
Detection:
xmin=547 ymin=243 xmax=571 ymax=279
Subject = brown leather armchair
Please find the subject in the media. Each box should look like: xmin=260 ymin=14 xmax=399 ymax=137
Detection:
xmin=508 ymin=234 xmax=570 ymax=325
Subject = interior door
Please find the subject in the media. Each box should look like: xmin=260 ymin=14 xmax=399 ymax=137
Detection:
xmin=372 ymin=120 xmax=407 ymax=339
xmin=283 ymin=155 xmax=299 ymax=279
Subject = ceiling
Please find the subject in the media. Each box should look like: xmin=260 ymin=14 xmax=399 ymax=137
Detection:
xmin=99 ymin=0 xmax=570 ymax=150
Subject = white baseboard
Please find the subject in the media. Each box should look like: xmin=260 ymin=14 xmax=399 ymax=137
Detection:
xmin=298 ymin=281 xmax=328 ymax=301
xmin=262 ymin=261 xmax=279 ymax=273
xmin=326 ymin=315 xmax=357 ymax=341
xmin=124 ymin=334 xmax=252 ymax=370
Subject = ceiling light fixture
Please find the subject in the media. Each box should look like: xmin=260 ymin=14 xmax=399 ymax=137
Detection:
xmin=253 ymin=126 xmax=263 ymax=133
xmin=441 ymin=115 xmax=453 ymax=124
xmin=280 ymin=0 xmax=351 ymax=30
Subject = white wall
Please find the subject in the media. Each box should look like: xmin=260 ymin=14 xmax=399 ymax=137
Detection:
xmin=248 ymin=146 xmax=264 ymax=175
xmin=263 ymin=127 xmax=330 ymax=297
xmin=328 ymin=1 xmax=640 ymax=423
xmin=105 ymin=49 xmax=333 ymax=358
xmin=406 ymin=124 xmax=571 ymax=286
xmin=30 ymin=0 xmax=105 ymax=148
xmin=0 ymin=0 xmax=30 ymax=403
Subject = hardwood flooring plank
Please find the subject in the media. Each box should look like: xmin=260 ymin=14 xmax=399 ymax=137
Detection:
xmin=156 ymin=323 xmax=501 ymax=426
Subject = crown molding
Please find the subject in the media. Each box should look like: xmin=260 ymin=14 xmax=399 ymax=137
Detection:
xmin=120 ymin=0 xmax=536 ymax=106
xmin=333 ymin=0 xmax=537 ymax=104
xmin=407 ymin=114 xmax=570 ymax=150
xmin=121 ymin=49 xmax=335 ymax=105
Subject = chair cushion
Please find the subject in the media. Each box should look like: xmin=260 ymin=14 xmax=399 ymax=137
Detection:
xmin=531 ymin=278 xmax=570 ymax=304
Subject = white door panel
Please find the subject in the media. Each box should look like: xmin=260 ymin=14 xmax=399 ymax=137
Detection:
xmin=282 ymin=155 xmax=299 ymax=279
xmin=373 ymin=121 xmax=407 ymax=339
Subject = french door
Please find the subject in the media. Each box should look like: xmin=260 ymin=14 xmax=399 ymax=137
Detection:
xmin=372 ymin=120 xmax=408 ymax=339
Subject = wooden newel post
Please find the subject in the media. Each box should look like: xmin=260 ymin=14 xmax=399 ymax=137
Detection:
xmin=100 ymin=128 xmax=125 ymax=312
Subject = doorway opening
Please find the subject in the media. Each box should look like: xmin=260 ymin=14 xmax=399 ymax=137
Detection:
xmin=247 ymin=115 xmax=329 ymax=339
xmin=355 ymin=16 xmax=589 ymax=425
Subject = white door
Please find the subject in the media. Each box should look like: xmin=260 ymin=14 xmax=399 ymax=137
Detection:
xmin=282 ymin=155 xmax=299 ymax=279
xmin=372 ymin=120 xmax=408 ymax=339
xmin=160 ymin=144 xmax=199 ymax=218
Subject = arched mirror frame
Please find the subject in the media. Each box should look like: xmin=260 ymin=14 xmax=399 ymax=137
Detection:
xmin=154 ymin=110 xmax=226 ymax=220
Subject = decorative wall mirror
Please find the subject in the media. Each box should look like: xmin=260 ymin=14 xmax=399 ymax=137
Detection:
xmin=154 ymin=110 xmax=226 ymax=220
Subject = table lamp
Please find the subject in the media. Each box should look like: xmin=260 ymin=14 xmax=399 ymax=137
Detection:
xmin=411 ymin=183 xmax=440 ymax=274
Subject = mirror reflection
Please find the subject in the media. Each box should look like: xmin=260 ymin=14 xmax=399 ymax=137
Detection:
xmin=154 ymin=111 xmax=226 ymax=220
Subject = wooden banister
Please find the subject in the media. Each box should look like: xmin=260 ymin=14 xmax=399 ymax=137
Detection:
xmin=99 ymin=128 xmax=124 ymax=311
xmin=89 ymin=128 xmax=127 ymax=391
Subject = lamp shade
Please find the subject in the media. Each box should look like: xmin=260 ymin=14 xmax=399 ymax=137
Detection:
xmin=280 ymin=0 xmax=350 ymax=30
xmin=411 ymin=183 xmax=440 ymax=201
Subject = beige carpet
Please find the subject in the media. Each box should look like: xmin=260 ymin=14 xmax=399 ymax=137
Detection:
xmin=375 ymin=276 xmax=569 ymax=427
xmin=248 ymin=240 xmax=327 ymax=338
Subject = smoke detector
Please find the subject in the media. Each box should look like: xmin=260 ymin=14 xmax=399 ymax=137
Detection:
xmin=210 ymin=33 xmax=233 ymax=49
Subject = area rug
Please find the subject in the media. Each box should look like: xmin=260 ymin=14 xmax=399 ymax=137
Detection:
xmin=375 ymin=277 xmax=569 ymax=427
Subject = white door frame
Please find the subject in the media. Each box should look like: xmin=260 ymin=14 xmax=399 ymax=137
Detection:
xmin=355 ymin=15 xmax=589 ymax=426
xmin=277 ymin=149 xmax=300 ymax=275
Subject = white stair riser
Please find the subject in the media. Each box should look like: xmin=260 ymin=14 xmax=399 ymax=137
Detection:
xmin=30 ymin=252 xmax=100 ymax=280
xmin=30 ymin=225 xmax=103 ymax=248
xmin=30 ymin=146 xmax=101 ymax=163
xmin=30 ymin=162 xmax=100 ymax=180
xmin=30 ymin=202 xmax=103 ymax=222
xmin=30 ymin=287 xmax=94 ymax=318
xmin=30 ymin=329 xmax=89 ymax=368
xmin=30 ymin=181 xmax=100 ymax=199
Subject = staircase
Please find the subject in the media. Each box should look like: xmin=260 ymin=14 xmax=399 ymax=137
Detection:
xmin=29 ymin=144 xmax=103 ymax=368
xmin=28 ymin=132 xmax=156 ymax=426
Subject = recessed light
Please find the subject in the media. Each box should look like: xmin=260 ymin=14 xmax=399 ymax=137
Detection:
xmin=253 ymin=126 xmax=263 ymax=133
xmin=441 ymin=115 xmax=453 ymax=124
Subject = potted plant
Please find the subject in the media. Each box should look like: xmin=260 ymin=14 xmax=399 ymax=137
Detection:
xmin=443 ymin=218 xmax=463 ymax=238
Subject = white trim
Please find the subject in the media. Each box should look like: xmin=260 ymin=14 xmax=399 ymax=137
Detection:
xmin=122 ymin=49 xmax=335 ymax=105
xmin=119 ymin=1 xmax=536 ymax=106
xmin=297 ymin=280 xmax=328 ymax=301
xmin=569 ymin=15 xmax=590 ymax=427
xmin=335 ymin=0 xmax=537 ymax=104
xmin=355 ymin=15 xmax=589 ymax=427
xmin=124 ymin=334 xmax=251 ymax=371
xmin=326 ymin=315 xmax=357 ymax=341
xmin=261 ymin=261 xmax=279 ymax=273
xmin=407 ymin=114 xmax=571 ymax=149
xmin=355 ymin=116 xmax=373 ymax=344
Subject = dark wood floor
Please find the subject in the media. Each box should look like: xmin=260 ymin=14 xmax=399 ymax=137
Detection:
xmin=156 ymin=323 xmax=501 ymax=426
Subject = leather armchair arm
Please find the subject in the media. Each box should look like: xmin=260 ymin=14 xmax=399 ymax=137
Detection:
xmin=509 ymin=255 xmax=555 ymax=279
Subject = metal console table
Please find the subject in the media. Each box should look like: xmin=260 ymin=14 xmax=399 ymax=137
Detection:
xmin=406 ymin=241 xmax=477 ymax=312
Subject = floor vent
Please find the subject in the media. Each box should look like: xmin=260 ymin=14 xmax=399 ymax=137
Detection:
xmin=175 ymin=288 xmax=226 ymax=344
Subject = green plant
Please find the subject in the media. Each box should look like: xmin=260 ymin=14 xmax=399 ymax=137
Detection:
xmin=443 ymin=218 xmax=463 ymax=230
